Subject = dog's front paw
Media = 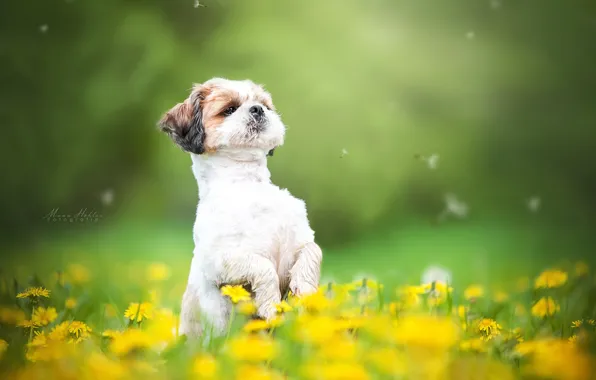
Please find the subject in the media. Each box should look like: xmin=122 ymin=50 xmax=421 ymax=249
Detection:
xmin=289 ymin=279 xmax=318 ymax=297
xmin=256 ymin=303 xmax=278 ymax=321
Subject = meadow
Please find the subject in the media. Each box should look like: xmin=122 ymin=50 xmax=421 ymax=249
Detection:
xmin=0 ymin=220 xmax=595 ymax=380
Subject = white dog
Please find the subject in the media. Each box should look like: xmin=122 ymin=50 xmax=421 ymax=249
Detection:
xmin=158 ymin=78 xmax=322 ymax=339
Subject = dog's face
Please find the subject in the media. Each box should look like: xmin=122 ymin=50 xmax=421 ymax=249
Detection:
xmin=158 ymin=78 xmax=285 ymax=155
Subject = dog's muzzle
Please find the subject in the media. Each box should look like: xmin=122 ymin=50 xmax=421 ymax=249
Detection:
xmin=247 ymin=105 xmax=266 ymax=132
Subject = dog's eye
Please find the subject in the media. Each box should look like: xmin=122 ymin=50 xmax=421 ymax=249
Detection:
xmin=222 ymin=106 xmax=238 ymax=116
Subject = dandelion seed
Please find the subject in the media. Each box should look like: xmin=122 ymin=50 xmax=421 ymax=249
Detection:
xmin=39 ymin=24 xmax=48 ymax=33
xmin=340 ymin=148 xmax=349 ymax=158
xmin=466 ymin=31 xmax=475 ymax=39
xmin=100 ymin=188 xmax=114 ymax=206
xmin=490 ymin=0 xmax=501 ymax=9
xmin=527 ymin=196 xmax=541 ymax=212
xmin=421 ymin=265 xmax=452 ymax=287
xmin=193 ymin=0 xmax=205 ymax=8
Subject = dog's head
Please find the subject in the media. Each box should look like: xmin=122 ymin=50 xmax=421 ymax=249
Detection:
xmin=158 ymin=78 xmax=285 ymax=156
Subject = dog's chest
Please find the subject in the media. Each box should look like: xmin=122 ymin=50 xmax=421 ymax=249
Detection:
xmin=194 ymin=183 xmax=309 ymax=259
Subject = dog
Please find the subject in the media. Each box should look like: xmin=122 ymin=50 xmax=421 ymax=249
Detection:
xmin=158 ymin=78 xmax=322 ymax=339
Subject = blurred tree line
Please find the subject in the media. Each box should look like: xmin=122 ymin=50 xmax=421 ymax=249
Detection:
xmin=1 ymin=0 xmax=595 ymax=246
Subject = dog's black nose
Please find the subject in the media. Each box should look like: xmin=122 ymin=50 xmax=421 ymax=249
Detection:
xmin=249 ymin=105 xmax=264 ymax=118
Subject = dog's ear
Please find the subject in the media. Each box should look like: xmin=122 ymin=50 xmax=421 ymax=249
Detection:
xmin=158 ymin=93 xmax=205 ymax=155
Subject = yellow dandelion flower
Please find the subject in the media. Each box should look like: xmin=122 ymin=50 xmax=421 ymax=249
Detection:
xmin=460 ymin=337 xmax=488 ymax=352
xmin=193 ymin=354 xmax=218 ymax=378
xmin=477 ymin=318 xmax=502 ymax=340
xmin=317 ymin=336 xmax=358 ymax=361
xmin=534 ymin=269 xmax=568 ymax=289
xmin=303 ymin=362 xmax=370 ymax=380
xmin=275 ymin=300 xmax=292 ymax=313
xmin=237 ymin=301 xmax=257 ymax=315
xmin=572 ymin=320 xmax=583 ymax=328
xmin=295 ymin=315 xmax=340 ymax=343
xmin=588 ymin=319 xmax=595 ymax=326
xmin=85 ymin=352 xmax=127 ymax=379
xmin=221 ymin=285 xmax=251 ymax=304
xmin=393 ymin=315 xmax=459 ymax=348
xmin=236 ymin=364 xmax=284 ymax=380
xmin=575 ymin=261 xmax=589 ymax=276
xmin=0 ymin=339 xmax=7 ymax=358
xmin=18 ymin=320 xmax=40 ymax=329
xmin=68 ymin=321 xmax=92 ymax=342
xmin=16 ymin=287 xmax=50 ymax=299
xmin=124 ymin=302 xmax=153 ymax=322
xmin=147 ymin=262 xmax=171 ymax=282
xmin=65 ymin=297 xmax=77 ymax=309
xmin=49 ymin=321 xmax=70 ymax=341
xmin=0 ymin=306 xmax=26 ymax=325
xmin=569 ymin=335 xmax=579 ymax=344
xmin=493 ymin=291 xmax=509 ymax=303
xmin=102 ymin=329 xmax=122 ymax=339
xmin=67 ymin=263 xmax=91 ymax=284
xmin=531 ymin=297 xmax=560 ymax=318
xmin=295 ymin=290 xmax=332 ymax=312
xmin=109 ymin=328 xmax=153 ymax=356
xmin=32 ymin=307 xmax=57 ymax=326
xmin=396 ymin=286 xmax=424 ymax=308
xmin=515 ymin=339 xmax=591 ymax=380
xmin=243 ymin=319 xmax=270 ymax=333
xmin=464 ymin=285 xmax=484 ymax=300
xmin=366 ymin=347 xmax=406 ymax=376
xmin=227 ymin=334 xmax=277 ymax=362
xmin=457 ymin=305 xmax=468 ymax=319
xmin=148 ymin=307 xmax=178 ymax=343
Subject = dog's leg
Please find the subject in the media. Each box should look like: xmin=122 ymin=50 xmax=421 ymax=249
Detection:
xmin=221 ymin=255 xmax=281 ymax=320
xmin=289 ymin=242 xmax=322 ymax=296
xmin=179 ymin=283 xmax=230 ymax=343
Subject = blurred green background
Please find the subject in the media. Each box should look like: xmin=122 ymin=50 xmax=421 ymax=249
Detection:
xmin=1 ymin=0 xmax=595 ymax=288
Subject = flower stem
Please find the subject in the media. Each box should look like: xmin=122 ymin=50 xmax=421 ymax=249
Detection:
xmin=225 ymin=306 xmax=236 ymax=340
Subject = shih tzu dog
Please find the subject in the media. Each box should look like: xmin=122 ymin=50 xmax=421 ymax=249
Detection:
xmin=158 ymin=78 xmax=322 ymax=339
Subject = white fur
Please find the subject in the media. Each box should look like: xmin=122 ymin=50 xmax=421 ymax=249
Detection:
xmin=177 ymin=80 xmax=322 ymax=340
